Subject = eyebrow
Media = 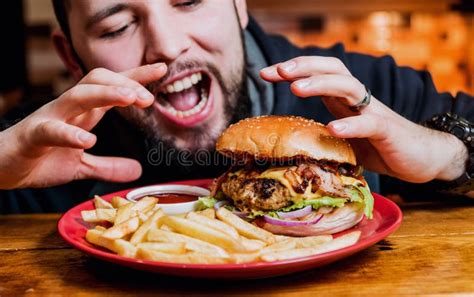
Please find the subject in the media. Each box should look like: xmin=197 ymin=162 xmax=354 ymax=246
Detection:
xmin=85 ymin=3 xmax=130 ymax=31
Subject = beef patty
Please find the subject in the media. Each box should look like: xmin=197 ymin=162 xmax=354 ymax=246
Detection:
xmin=220 ymin=175 xmax=292 ymax=212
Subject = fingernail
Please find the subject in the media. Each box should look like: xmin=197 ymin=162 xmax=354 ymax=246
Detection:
xmin=295 ymin=79 xmax=310 ymax=89
xmin=78 ymin=131 xmax=92 ymax=143
xmin=331 ymin=122 xmax=348 ymax=133
xmin=260 ymin=67 xmax=272 ymax=75
xmin=154 ymin=63 xmax=167 ymax=71
xmin=281 ymin=61 xmax=296 ymax=72
xmin=136 ymin=88 xmax=153 ymax=101
xmin=118 ymin=87 xmax=134 ymax=98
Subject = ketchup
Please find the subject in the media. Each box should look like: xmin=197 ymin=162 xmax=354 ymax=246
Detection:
xmin=148 ymin=193 xmax=198 ymax=204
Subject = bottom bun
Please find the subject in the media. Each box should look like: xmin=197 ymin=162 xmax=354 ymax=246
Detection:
xmin=261 ymin=203 xmax=364 ymax=237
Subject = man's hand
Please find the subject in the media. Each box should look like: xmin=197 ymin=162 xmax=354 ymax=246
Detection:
xmin=0 ymin=63 xmax=167 ymax=189
xmin=261 ymin=56 xmax=467 ymax=183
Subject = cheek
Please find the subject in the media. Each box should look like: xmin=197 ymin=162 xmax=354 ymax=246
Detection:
xmin=78 ymin=35 xmax=146 ymax=72
xmin=188 ymin=6 xmax=244 ymax=70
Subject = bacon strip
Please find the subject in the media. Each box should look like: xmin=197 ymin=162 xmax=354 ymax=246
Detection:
xmin=310 ymin=164 xmax=350 ymax=198
xmin=284 ymin=169 xmax=305 ymax=193
xmin=210 ymin=166 xmax=234 ymax=196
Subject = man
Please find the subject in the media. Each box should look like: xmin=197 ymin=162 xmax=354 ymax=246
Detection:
xmin=0 ymin=0 xmax=472 ymax=213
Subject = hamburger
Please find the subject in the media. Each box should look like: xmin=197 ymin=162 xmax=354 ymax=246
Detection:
xmin=199 ymin=115 xmax=374 ymax=236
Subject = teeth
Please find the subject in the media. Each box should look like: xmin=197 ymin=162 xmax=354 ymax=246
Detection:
xmin=183 ymin=77 xmax=192 ymax=89
xmin=162 ymin=89 xmax=208 ymax=118
xmin=162 ymin=72 xmax=203 ymax=94
xmin=191 ymin=74 xmax=198 ymax=84
xmin=201 ymin=87 xmax=208 ymax=98
xmin=173 ymin=81 xmax=184 ymax=93
xmin=166 ymin=84 xmax=174 ymax=94
xmin=158 ymin=71 xmax=208 ymax=118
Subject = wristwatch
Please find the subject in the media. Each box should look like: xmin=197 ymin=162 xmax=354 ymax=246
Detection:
xmin=425 ymin=112 xmax=474 ymax=195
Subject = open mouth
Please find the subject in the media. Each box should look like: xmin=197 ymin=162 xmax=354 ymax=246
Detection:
xmin=152 ymin=71 xmax=213 ymax=127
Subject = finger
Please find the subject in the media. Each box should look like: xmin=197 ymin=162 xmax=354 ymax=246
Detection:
xmin=327 ymin=115 xmax=389 ymax=141
xmin=259 ymin=63 xmax=284 ymax=82
xmin=121 ymin=63 xmax=168 ymax=84
xmin=291 ymin=74 xmax=366 ymax=105
xmin=70 ymin=108 xmax=108 ymax=131
xmin=81 ymin=63 xmax=167 ymax=86
xmin=79 ymin=63 xmax=167 ymax=107
xmin=29 ymin=120 xmax=97 ymax=149
xmin=76 ymin=153 xmax=142 ymax=183
xmin=261 ymin=56 xmax=351 ymax=82
xmin=53 ymin=84 xmax=150 ymax=119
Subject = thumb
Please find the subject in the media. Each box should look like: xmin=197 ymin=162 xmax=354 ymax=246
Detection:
xmin=76 ymin=153 xmax=143 ymax=182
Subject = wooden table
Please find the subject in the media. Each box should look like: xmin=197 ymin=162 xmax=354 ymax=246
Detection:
xmin=1 ymin=200 xmax=474 ymax=296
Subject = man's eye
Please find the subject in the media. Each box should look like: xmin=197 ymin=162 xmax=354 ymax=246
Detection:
xmin=175 ymin=0 xmax=201 ymax=8
xmin=100 ymin=25 xmax=130 ymax=39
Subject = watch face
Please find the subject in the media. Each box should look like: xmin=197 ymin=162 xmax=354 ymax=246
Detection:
xmin=451 ymin=125 xmax=468 ymax=139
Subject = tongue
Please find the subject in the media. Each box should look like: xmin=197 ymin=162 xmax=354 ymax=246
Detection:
xmin=166 ymin=85 xmax=200 ymax=111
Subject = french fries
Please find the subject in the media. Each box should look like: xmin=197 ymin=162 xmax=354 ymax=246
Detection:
xmin=260 ymin=231 xmax=361 ymax=262
xmin=93 ymin=195 xmax=114 ymax=209
xmin=136 ymin=242 xmax=186 ymax=254
xmin=186 ymin=211 xmax=240 ymax=240
xmin=114 ymin=203 xmax=135 ymax=225
xmin=216 ymin=207 xmax=276 ymax=244
xmin=161 ymin=216 xmax=247 ymax=252
xmin=197 ymin=208 xmax=215 ymax=219
xmin=86 ymin=229 xmax=137 ymax=258
xmin=111 ymin=196 xmax=131 ymax=208
xmin=102 ymin=217 xmax=140 ymax=239
xmin=137 ymin=249 xmax=229 ymax=264
xmin=147 ymin=228 xmax=229 ymax=257
xmin=81 ymin=209 xmax=116 ymax=223
xmin=82 ymin=195 xmax=362 ymax=265
xmin=130 ymin=209 xmax=164 ymax=245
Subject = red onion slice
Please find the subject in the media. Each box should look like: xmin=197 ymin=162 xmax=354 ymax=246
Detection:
xmin=263 ymin=212 xmax=323 ymax=226
xmin=232 ymin=211 xmax=250 ymax=220
xmin=277 ymin=205 xmax=312 ymax=219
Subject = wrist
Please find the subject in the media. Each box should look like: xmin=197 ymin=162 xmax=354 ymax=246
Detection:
xmin=0 ymin=126 xmax=29 ymax=190
xmin=434 ymin=133 xmax=468 ymax=181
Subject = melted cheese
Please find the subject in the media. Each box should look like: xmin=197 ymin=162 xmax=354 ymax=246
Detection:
xmin=258 ymin=168 xmax=300 ymax=197
xmin=258 ymin=168 xmax=321 ymax=201
xmin=340 ymin=175 xmax=364 ymax=187
xmin=258 ymin=167 xmax=364 ymax=200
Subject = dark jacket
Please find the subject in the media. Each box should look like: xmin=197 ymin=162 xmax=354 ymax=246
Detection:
xmin=1 ymin=18 xmax=473 ymax=214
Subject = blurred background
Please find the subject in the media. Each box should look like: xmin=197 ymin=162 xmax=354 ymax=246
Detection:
xmin=1 ymin=0 xmax=473 ymax=117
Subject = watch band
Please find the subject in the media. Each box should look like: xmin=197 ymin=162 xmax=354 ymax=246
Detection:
xmin=425 ymin=112 xmax=474 ymax=195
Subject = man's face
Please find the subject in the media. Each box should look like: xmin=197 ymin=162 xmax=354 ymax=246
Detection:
xmin=66 ymin=0 xmax=249 ymax=151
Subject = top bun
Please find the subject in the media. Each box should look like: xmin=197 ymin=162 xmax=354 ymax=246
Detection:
xmin=216 ymin=115 xmax=356 ymax=165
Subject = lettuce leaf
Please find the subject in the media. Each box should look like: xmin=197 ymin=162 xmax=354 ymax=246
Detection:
xmin=249 ymin=196 xmax=347 ymax=219
xmin=196 ymin=196 xmax=218 ymax=211
xmin=273 ymin=184 xmax=374 ymax=219
xmin=280 ymin=196 xmax=347 ymax=212
xmin=354 ymin=184 xmax=374 ymax=219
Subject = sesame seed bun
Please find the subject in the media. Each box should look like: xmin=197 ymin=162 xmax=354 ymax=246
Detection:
xmin=216 ymin=115 xmax=357 ymax=165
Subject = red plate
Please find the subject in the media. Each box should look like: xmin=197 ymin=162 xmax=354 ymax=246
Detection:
xmin=58 ymin=179 xmax=402 ymax=279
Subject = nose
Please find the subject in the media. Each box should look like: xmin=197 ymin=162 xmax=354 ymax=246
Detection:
xmin=144 ymin=16 xmax=191 ymax=64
